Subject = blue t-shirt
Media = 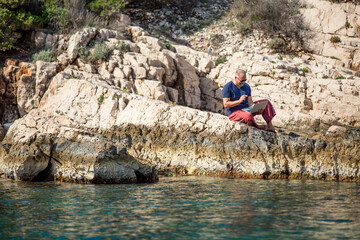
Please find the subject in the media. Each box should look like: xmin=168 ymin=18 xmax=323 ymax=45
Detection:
xmin=222 ymin=81 xmax=251 ymax=116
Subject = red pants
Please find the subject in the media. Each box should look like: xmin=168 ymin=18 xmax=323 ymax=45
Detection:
xmin=228 ymin=99 xmax=276 ymax=128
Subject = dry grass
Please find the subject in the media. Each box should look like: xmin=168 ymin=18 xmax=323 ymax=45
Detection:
xmin=227 ymin=0 xmax=304 ymax=38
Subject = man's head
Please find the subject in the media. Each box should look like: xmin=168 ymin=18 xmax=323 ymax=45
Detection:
xmin=233 ymin=69 xmax=247 ymax=87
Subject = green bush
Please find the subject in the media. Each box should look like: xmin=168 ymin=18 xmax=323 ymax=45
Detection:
xmin=78 ymin=45 xmax=90 ymax=62
xmin=330 ymin=36 xmax=341 ymax=43
xmin=0 ymin=0 xmax=43 ymax=51
xmin=0 ymin=0 xmax=99 ymax=51
xmin=81 ymin=42 xmax=128 ymax=63
xmin=89 ymin=43 xmax=112 ymax=63
xmin=87 ymin=0 xmax=128 ymax=17
xmin=215 ymin=56 xmax=227 ymax=66
xmin=160 ymin=25 xmax=171 ymax=33
xmin=177 ymin=18 xmax=201 ymax=33
xmin=41 ymin=0 xmax=69 ymax=31
xmin=299 ymin=67 xmax=310 ymax=76
xmin=269 ymin=37 xmax=286 ymax=51
xmin=160 ymin=40 xmax=172 ymax=50
xmin=113 ymin=41 xmax=129 ymax=52
xmin=32 ymin=49 xmax=54 ymax=62
xmin=97 ymin=93 xmax=104 ymax=105
xmin=42 ymin=0 xmax=102 ymax=33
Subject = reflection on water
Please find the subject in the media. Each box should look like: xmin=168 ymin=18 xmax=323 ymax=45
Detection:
xmin=0 ymin=176 xmax=359 ymax=239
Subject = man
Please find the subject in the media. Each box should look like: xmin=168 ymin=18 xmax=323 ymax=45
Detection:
xmin=222 ymin=69 xmax=277 ymax=132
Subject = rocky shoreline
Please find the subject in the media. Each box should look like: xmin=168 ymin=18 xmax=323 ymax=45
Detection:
xmin=1 ymin=68 xmax=359 ymax=183
xmin=0 ymin=0 xmax=359 ymax=183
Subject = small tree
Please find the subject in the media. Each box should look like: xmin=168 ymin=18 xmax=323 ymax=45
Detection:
xmin=87 ymin=0 xmax=128 ymax=17
xmin=0 ymin=0 xmax=42 ymax=51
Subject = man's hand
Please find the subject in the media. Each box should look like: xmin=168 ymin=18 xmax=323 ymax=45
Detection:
xmin=255 ymin=108 xmax=265 ymax=114
xmin=239 ymin=95 xmax=248 ymax=103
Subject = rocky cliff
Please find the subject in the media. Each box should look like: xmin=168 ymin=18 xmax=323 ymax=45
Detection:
xmin=0 ymin=2 xmax=360 ymax=183
xmin=301 ymin=0 xmax=360 ymax=71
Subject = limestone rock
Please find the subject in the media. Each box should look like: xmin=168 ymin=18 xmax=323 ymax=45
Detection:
xmin=173 ymin=55 xmax=201 ymax=108
xmin=45 ymin=34 xmax=58 ymax=49
xmin=128 ymin=26 xmax=146 ymax=41
xmin=109 ymin=12 xmax=131 ymax=26
xmin=134 ymin=66 xmax=147 ymax=79
xmin=138 ymin=36 xmax=164 ymax=51
xmin=17 ymin=71 xmax=36 ymax=117
xmin=134 ymin=79 xmax=166 ymax=100
xmin=148 ymin=67 xmax=165 ymax=82
xmin=352 ymin=49 xmax=360 ymax=72
xmin=326 ymin=125 xmax=347 ymax=138
xmin=35 ymin=61 xmax=58 ymax=98
xmin=166 ymin=87 xmax=179 ymax=103
xmin=0 ymin=113 xmax=157 ymax=183
xmin=95 ymin=28 xmax=126 ymax=43
xmin=113 ymin=67 xmax=125 ymax=78
xmin=57 ymin=52 xmax=71 ymax=66
xmin=16 ymin=61 xmax=58 ymax=117
xmin=67 ymin=28 xmax=97 ymax=62
xmin=2 ymin=7 xmax=360 ymax=184
xmin=172 ymin=43 xmax=215 ymax=74
xmin=300 ymin=0 xmax=360 ymax=69
xmin=34 ymin=31 xmax=47 ymax=47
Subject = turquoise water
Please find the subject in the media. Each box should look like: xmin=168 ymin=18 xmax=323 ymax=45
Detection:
xmin=0 ymin=176 xmax=359 ymax=239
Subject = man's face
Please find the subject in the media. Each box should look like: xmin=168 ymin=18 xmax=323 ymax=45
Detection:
xmin=235 ymin=74 xmax=247 ymax=87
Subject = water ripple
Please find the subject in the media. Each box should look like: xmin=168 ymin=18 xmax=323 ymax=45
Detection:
xmin=0 ymin=177 xmax=359 ymax=239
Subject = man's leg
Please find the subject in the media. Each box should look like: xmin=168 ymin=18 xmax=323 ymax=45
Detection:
xmin=253 ymin=99 xmax=277 ymax=132
xmin=229 ymin=110 xmax=258 ymax=128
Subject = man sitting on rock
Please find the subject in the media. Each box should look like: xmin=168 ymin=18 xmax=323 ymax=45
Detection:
xmin=222 ymin=69 xmax=277 ymax=133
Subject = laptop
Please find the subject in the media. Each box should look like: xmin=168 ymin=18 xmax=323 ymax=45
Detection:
xmin=241 ymin=100 xmax=268 ymax=114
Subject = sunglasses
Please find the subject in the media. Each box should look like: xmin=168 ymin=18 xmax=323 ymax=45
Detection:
xmin=240 ymin=79 xmax=246 ymax=83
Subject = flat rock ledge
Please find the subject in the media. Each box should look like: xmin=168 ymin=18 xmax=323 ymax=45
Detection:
xmin=1 ymin=71 xmax=359 ymax=183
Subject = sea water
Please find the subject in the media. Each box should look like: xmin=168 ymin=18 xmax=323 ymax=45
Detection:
xmin=1 ymin=176 xmax=359 ymax=239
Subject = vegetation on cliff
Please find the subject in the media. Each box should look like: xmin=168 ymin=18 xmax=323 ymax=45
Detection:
xmin=0 ymin=0 xmax=43 ymax=51
xmin=0 ymin=0 xmax=192 ymax=51
xmin=226 ymin=0 xmax=304 ymax=51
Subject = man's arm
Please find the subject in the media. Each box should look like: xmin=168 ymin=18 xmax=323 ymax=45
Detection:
xmin=248 ymin=96 xmax=265 ymax=113
xmin=247 ymin=96 xmax=254 ymax=107
xmin=223 ymin=95 xmax=248 ymax=108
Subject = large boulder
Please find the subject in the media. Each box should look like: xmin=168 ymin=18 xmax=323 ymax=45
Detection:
xmin=0 ymin=110 xmax=157 ymax=183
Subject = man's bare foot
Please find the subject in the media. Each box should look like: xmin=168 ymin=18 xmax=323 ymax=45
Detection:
xmin=266 ymin=127 xmax=278 ymax=134
xmin=266 ymin=122 xmax=278 ymax=134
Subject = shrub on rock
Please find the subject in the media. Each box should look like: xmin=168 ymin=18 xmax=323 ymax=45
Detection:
xmin=32 ymin=49 xmax=54 ymax=62
xmin=89 ymin=43 xmax=112 ymax=63
xmin=228 ymin=0 xmax=303 ymax=39
xmin=330 ymin=36 xmax=341 ymax=43
xmin=269 ymin=37 xmax=286 ymax=52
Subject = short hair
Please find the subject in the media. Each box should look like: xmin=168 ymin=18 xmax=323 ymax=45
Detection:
xmin=235 ymin=69 xmax=246 ymax=78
